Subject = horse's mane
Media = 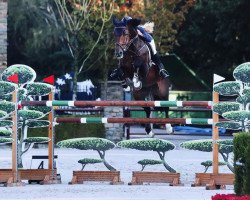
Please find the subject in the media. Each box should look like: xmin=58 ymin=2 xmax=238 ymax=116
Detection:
xmin=140 ymin=22 xmax=154 ymax=34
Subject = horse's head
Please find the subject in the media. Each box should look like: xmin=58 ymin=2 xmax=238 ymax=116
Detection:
xmin=112 ymin=16 xmax=140 ymax=59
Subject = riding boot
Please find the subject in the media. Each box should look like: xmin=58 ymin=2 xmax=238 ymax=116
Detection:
xmin=152 ymin=53 xmax=170 ymax=79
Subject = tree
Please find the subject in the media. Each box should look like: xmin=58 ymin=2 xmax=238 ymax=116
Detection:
xmin=0 ymin=64 xmax=52 ymax=168
xmin=8 ymin=0 xmax=71 ymax=79
xmin=175 ymin=0 xmax=250 ymax=84
xmin=53 ymin=0 xmax=116 ymax=100
xmin=57 ymin=137 xmax=117 ymax=171
xmin=117 ymin=138 xmax=176 ymax=172
xmin=119 ymin=0 xmax=194 ymax=54
xmin=180 ymin=139 xmax=234 ymax=172
xmin=213 ymin=62 xmax=250 ymax=132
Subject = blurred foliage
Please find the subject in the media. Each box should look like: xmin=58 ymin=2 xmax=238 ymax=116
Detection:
xmin=234 ymin=132 xmax=250 ymax=196
xmin=175 ymin=0 xmax=250 ymax=83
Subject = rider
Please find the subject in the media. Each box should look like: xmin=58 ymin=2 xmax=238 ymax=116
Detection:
xmin=111 ymin=16 xmax=170 ymax=81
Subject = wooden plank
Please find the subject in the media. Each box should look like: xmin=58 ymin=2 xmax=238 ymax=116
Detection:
xmin=212 ymin=91 xmax=219 ymax=175
xmin=69 ymin=171 xmax=123 ymax=185
xmin=192 ymin=173 xmax=234 ymax=189
xmin=129 ymin=172 xmax=181 ymax=186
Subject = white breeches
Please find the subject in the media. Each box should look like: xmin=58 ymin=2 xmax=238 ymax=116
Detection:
xmin=149 ymin=39 xmax=157 ymax=55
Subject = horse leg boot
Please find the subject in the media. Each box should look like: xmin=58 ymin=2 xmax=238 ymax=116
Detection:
xmin=152 ymin=53 xmax=170 ymax=79
xmin=110 ymin=67 xmax=130 ymax=91
xmin=132 ymin=68 xmax=142 ymax=90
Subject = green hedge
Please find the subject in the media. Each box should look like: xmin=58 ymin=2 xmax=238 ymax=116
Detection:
xmin=234 ymin=132 xmax=250 ymax=196
xmin=28 ymin=122 xmax=105 ymax=143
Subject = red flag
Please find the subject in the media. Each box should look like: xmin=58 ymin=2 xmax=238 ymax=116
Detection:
xmin=43 ymin=75 xmax=54 ymax=85
xmin=7 ymin=74 xmax=19 ymax=83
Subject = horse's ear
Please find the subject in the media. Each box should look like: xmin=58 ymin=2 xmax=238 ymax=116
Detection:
xmin=129 ymin=18 xmax=141 ymax=27
xmin=112 ymin=15 xmax=120 ymax=26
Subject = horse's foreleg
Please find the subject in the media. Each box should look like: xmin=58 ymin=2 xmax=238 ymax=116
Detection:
xmin=143 ymin=107 xmax=154 ymax=137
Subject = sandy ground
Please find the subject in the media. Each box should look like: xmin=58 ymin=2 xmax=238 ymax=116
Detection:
xmin=0 ymin=140 xmax=234 ymax=200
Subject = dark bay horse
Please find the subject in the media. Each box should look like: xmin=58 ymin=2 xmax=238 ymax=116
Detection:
xmin=112 ymin=16 xmax=172 ymax=137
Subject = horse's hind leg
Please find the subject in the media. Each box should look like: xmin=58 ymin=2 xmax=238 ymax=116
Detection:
xmin=164 ymin=108 xmax=173 ymax=134
xmin=143 ymin=107 xmax=154 ymax=137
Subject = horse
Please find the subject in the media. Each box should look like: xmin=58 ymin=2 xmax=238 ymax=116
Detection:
xmin=112 ymin=16 xmax=172 ymax=137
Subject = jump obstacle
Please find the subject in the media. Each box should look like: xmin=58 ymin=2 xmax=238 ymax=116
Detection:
xmin=2 ymin=88 xmax=234 ymax=189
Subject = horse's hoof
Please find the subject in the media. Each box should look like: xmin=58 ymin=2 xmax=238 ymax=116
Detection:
xmin=133 ymin=81 xmax=142 ymax=90
xmin=149 ymin=131 xmax=155 ymax=138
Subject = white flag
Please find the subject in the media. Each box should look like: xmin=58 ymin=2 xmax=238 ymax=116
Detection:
xmin=213 ymin=74 xmax=225 ymax=84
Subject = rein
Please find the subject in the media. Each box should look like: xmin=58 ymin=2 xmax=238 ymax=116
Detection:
xmin=115 ymin=35 xmax=139 ymax=53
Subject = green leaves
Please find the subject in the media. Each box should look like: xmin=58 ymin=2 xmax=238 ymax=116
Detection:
xmin=0 ymin=110 xmax=7 ymax=119
xmin=0 ymin=81 xmax=16 ymax=96
xmin=213 ymin=81 xmax=240 ymax=96
xmin=180 ymin=139 xmax=233 ymax=154
xmin=23 ymin=137 xmax=50 ymax=144
xmin=0 ymin=129 xmax=12 ymax=137
xmin=1 ymin=64 xmax=36 ymax=85
xmin=213 ymin=102 xmax=241 ymax=115
xmin=18 ymin=110 xmax=45 ymax=121
xmin=233 ymin=62 xmax=250 ymax=83
xmin=138 ymin=159 xmax=163 ymax=166
xmin=26 ymin=120 xmax=50 ymax=128
xmin=0 ymin=101 xmax=16 ymax=114
xmin=78 ymin=158 xmax=103 ymax=165
xmin=0 ymin=138 xmax=13 ymax=144
xmin=117 ymin=138 xmax=175 ymax=152
xmin=216 ymin=121 xmax=241 ymax=130
xmin=57 ymin=137 xmax=115 ymax=151
xmin=222 ymin=111 xmax=250 ymax=121
xmin=26 ymin=82 xmax=52 ymax=96
xmin=0 ymin=120 xmax=13 ymax=127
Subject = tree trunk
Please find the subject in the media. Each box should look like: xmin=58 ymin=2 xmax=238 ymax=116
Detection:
xmin=221 ymin=153 xmax=234 ymax=173
xmin=157 ymin=151 xmax=176 ymax=173
xmin=102 ymin=51 xmax=109 ymax=100
xmin=98 ymin=150 xmax=116 ymax=171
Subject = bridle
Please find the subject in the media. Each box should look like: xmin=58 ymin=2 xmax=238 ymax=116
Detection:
xmin=114 ymin=26 xmax=140 ymax=54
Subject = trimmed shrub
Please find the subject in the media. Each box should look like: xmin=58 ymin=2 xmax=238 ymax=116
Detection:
xmin=18 ymin=110 xmax=45 ymax=121
xmin=0 ymin=100 xmax=15 ymax=114
xmin=26 ymin=82 xmax=52 ymax=96
xmin=0 ymin=129 xmax=12 ymax=137
xmin=201 ymin=160 xmax=226 ymax=173
xmin=0 ymin=138 xmax=12 ymax=144
xmin=0 ymin=120 xmax=13 ymax=127
xmin=23 ymin=137 xmax=50 ymax=144
xmin=117 ymin=138 xmax=176 ymax=172
xmin=0 ymin=110 xmax=7 ymax=119
xmin=138 ymin=159 xmax=163 ymax=171
xmin=234 ymin=133 xmax=250 ymax=196
xmin=1 ymin=64 xmax=36 ymax=85
xmin=0 ymin=81 xmax=16 ymax=96
xmin=78 ymin=158 xmax=103 ymax=170
xmin=57 ymin=137 xmax=116 ymax=171
xmin=180 ymin=139 xmax=234 ymax=172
